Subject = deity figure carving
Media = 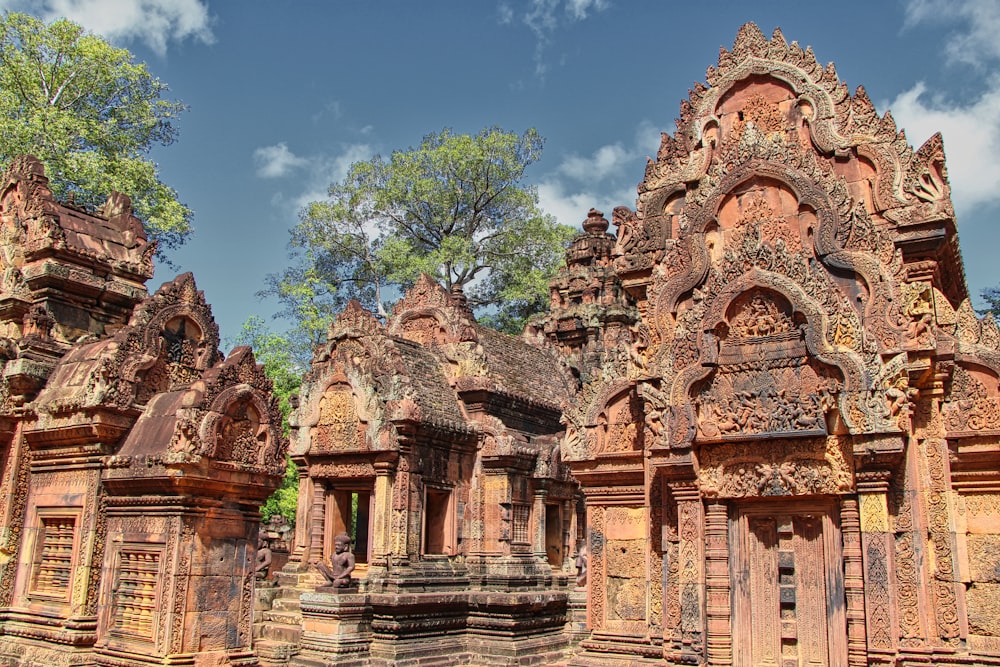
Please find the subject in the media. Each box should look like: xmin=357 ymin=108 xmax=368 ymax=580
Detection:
xmin=255 ymin=536 xmax=272 ymax=581
xmin=903 ymin=312 xmax=934 ymax=349
xmin=575 ymin=544 xmax=588 ymax=588
xmin=314 ymin=532 xmax=356 ymax=590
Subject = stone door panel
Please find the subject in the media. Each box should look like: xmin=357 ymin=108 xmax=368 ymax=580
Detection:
xmin=732 ymin=500 xmax=847 ymax=667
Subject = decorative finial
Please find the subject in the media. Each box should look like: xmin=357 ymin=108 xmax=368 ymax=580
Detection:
xmin=582 ymin=208 xmax=609 ymax=234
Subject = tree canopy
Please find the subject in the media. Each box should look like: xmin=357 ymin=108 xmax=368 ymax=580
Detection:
xmin=266 ymin=126 xmax=576 ymax=352
xmin=0 ymin=12 xmax=190 ymax=251
xmin=981 ymin=286 xmax=1000 ymax=322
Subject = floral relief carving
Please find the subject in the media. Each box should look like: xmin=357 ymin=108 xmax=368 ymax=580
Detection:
xmin=698 ymin=436 xmax=853 ymax=498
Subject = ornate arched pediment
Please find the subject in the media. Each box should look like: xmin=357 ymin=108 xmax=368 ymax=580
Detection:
xmin=942 ymin=363 xmax=1000 ymax=436
xmin=589 ymin=386 xmax=644 ymax=456
xmin=387 ymin=274 xmax=478 ymax=346
xmin=198 ymin=383 xmax=279 ymax=468
xmin=685 ymin=283 xmax=847 ymax=443
xmin=291 ymin=352 xmax=384 ymax=457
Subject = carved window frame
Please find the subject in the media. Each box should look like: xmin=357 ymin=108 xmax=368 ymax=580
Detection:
xmin=511 ymin=503 xmax=531 ymax=546
xmin=108 ymin=543 xmax=165 ymax=643
xmin=28 ymin=508 xmax=81 ymax=603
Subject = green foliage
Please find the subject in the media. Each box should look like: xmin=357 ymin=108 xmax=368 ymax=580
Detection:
xmin=233 ymin=316 xmax=302 ymax=432
xmin=266 ymin=126 xmax=575 ymax=343
xmin=0 ymin=12 xmax=190 ymax=251
xmin=981 ymin=286 xmax=1000 ymax=323
xmin=261 ymin=456 xmax=299 ymax=525
xmin=234 ymin=317 xmax=303 ymax=526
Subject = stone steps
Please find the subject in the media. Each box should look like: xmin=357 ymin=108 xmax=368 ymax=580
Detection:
xmin=271 ymin=595 xmax=301 ymax=612
xmin=252 ymin=564 xmax=320 ymax=663
xmin=256 ymin=619 xmax=302 ymax=645
xmin=255 ymin=638 xmax=299 ymax=667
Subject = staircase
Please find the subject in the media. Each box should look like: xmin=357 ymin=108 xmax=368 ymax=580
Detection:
xmin=253 ymin=567 xmax=325 ymax=666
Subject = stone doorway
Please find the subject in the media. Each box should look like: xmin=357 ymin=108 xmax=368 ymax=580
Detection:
xmin=730 ymin=499 xmax=847 ymax=667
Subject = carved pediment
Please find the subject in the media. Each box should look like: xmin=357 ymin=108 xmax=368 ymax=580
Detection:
xmin=943 ymin=365 xmax=1000 ymax=435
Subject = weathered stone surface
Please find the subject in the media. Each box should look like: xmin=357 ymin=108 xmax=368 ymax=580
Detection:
xmin=2 ymin=20 xmax=1000 ymax=667
xmin=0 ymin=159 xmax=286 ymax=667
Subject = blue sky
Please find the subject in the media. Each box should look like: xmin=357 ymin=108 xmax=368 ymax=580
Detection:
xmin=3 ymin=0 xmax=999 ymax=347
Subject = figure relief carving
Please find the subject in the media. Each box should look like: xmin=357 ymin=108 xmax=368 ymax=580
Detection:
xmin=695 ymin=365 xmax=834 ymax=440
xmin=699 ymin=436 xmax=853 ymax=498
xmin=901 ymin=282 xmax=935 ymax=349
xmin=726 ymin=288 xmax=794 ymax=341
xmin=596 ymin=390 xmax=643 ymax=454
xmin=314 ymin=382 xmax=363 ymax=452
xmin=730 ymin=94 xmax=785 ymax=142
xmin=942 ymin=366 xmax=1000 ymax=433
xmin=729 ymin=190 xmax=800 ymax=252
xmin=214 ymin=399 xmax=265 ymax=465
xmin=400 ymin=314 xmax=443 ymax=346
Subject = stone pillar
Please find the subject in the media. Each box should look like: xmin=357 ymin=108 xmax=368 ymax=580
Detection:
xmin=670 ymin=482 xmax=705 ymax=664
xmin=562 ymin=497 xmax=574 ymax=575
xmin=704 ymin=499 xmax=731 ymax=667
xmin=308 ymin=477 xmax=326 ymax=564
xmin=920 ymin=435 xmax=964 ymax=643
xmin=290 ymin=464 xmax=312 ymax=564
xmin=390 ymin=456 xmax=411 ymax=565
xmin=533 ymin=487 xmax=548 ymax=561
xmin=370 ymin=460 xmax=394 ymax=567
xmin=840 ymin=496 xmax=868 ymax=667
xmin=587 ymin=503 xmax=605 ymax=631
xmin=857 ymin=471 xmax=897 ymax=663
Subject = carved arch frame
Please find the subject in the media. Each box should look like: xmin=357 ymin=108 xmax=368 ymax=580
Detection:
xmin=199 ymin=383 xmax=281 ymax=467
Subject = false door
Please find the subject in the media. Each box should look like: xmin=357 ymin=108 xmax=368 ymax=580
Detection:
xmin=731 ymin=500 xmax=847 ymax=667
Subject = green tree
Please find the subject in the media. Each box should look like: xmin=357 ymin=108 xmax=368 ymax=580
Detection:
xmin=233 ymin=316 xmax=303 ymax=524
xmin=0 ymin=12 xmax=190 ymax=251
xmin=981 ymin=286 xmax=1000 ymax=323
xmin=267 ymin=126 xmax=576 ymax=340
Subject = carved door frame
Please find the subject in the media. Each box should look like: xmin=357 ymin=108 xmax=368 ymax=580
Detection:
xmin=730 ymin=497 xmax=848 ymax=667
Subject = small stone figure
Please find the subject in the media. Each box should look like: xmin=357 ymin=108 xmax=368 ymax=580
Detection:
xmin=575 ymin=544 xmax=588 ymax=588
xmin=904 ymin=312 xmax=934 ymax=348
xmin=255 ymin=536 xmax=272 ymax=580
xmin=314 ymin=532 xmax=356 ymax=590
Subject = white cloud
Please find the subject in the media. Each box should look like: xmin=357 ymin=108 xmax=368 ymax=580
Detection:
xmin=889 ymin=80 xmax=1000 ymax=214
xmin=497 ymin=2 xmax=514 ymax=24
xmin=903 ymin=0 xmax=1000 ymax=68
xmin=310 ymin=100 xmax=343 ymax=124
xmin=558 ymin=143 xmax=630 ymax=181
xmin=537 ymin=120 xmax=656 ymax=227
xmin=253 ymin=142 xmax=310 ymax=179
xmin=565 ymin=0 xmax=609 ymax=20
xmin=538 ymin=180 xmax=633 ymax=229
xmin=264 ymin=143 xmax=375 ymax=213
xmin=0 ymin=0 xmax=214 ymax=56
xmin=502 ymin=0 xmax=611 ymax=79
xmin=892 ymin=0 xmax=1000 ymax=214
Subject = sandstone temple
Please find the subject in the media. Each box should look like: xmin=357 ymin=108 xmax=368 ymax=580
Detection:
xmin=0 ymin=21 xmax=997 ymax=667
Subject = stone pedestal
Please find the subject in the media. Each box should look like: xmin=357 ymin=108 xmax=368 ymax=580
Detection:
xmin=566 ymin=588 xmax=589 ymax=645
xmin=291 ymin=592 xmax=371 ymax=667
